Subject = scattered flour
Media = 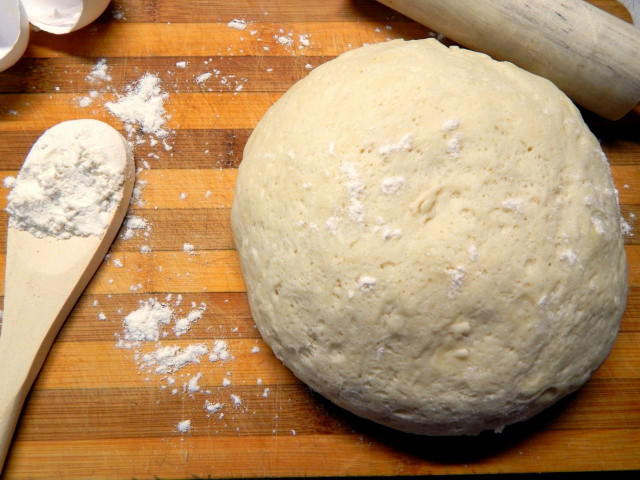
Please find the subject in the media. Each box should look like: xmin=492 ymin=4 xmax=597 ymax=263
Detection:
xmin=142 ymin=344 xmax=209 ymax=374
xmin=209 ymin=340 xmax=231 ymax=362
xmin=592 ymin=216 xmax=605 ymax=234
xmin=340 ymin=161 xmax=365 ymax=223
xmin=122 ymin=215 xmax=149 ymax=240
xmin=77 ymin=96 xmax=93 ymax=108
xmin=441 ymin=118 xmax=460 ymax=131
xmin=275 ymin=34 xmax=293 ymax=47
xmin=173 ymin=303 xmax=206 ymax=337
xmin=175 ymin=61 xmax=188 ymax=69
xmin=227 ymin=19 xmax=247 ymax=30
xmin=325 ymin=216 xmax=339 ymax=235
xmin=380 ymin=226 xmax=402 ymax=240
xmin=204 ymin=401 xmax=223 ymax=413
xmin=176 ymin=419 xmax=191 ymax=433
xmin=105 ymin=73 xmax=170 ymax=138
xmin=2 ymin=176 xmax=16 ymax=189
xmin=195 ymin=72 xmax=213 ymax=85
xmin=187 ymin=372 xmax=203 ymax=392
xmin=446 ymin=266 xmax=466 ymax=298
xmin=358 ymin=275 xmax=377 ymax=292
xmin=502 ymin=198 xmax=523 ymax=213
xmin=122 ymin=299 xmax=173 ymax=342
xmin=379 ymin=133 xmax=413 ymax=156
xmin=298 ymin=34 xmax=311 ymax=47
xmin=381 ymin=176 xmax=405 ymax=195
xmin=446 ymin=134 xmax=462 ymax=157
xmin=620 ymin=216 xmax=633 ymax=236
xmin=560 ymin=250 xmax=579 ymax=265
xmin=86 ymin=58 xmax=112 ymax=83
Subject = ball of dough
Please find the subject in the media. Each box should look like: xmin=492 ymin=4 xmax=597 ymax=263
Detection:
xmin=231 ymin=39 xmax=627 ymax=435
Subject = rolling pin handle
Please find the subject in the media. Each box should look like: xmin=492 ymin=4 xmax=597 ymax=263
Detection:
xmin=377 ymin=0 xmax=640 ymax=120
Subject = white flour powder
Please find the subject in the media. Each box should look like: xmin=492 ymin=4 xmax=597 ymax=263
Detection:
xmin=86 ymin=58 xmax=112 ymax=83
xmin=105 ymin=73 xmax=169 ymax=138
xmin=173 ymin=303 xmax=206 ymax=337
xmin=5 ymin=120 xmax=128 ymax=239
xmin=122 ymin=298 xmax=173 ymax=342
xmin=176 ymin=419 xmax=191 ymax=433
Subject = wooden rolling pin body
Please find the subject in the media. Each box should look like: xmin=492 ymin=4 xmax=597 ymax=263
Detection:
xmin=377 ymin=0 xmax=640 ymax=120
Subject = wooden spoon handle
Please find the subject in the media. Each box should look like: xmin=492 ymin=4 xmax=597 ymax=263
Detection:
xmin=0 ymin=343 xmax=41 ymax=470
xmin=0 ymin=231 xmax=98 ymax=472
xmin=376 ymin=0 xmax=640 ymax=120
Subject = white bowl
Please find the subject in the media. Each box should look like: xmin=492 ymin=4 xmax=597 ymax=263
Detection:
xmin=21 ymin=0 xmax=112 ymax=34
xmin=0 ymin=0 xmax=30 ymax=72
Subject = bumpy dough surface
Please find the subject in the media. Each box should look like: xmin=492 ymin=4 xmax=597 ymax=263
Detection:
xmin=231 ymin=39 xmax=628 ymax=435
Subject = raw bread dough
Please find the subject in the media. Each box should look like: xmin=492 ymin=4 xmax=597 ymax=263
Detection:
xmin=231 ymin=39 xmax=628 ymax=435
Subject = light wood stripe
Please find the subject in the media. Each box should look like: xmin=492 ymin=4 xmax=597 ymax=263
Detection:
xmin=28 ymin=331 xmax=640 ymax=391
xmin=0 ymin=245 xmax=639 ymax=295
xmin=0 ymin=93 xmax=279 ymax=131
xmin=0 ymin=250 xmax=245 ymax=294
xmin=54 ymin=292 xmax=254 ymax=342
xmin=3 ymin=280 xmax=639 ymax=342
xmin=37 ymin=339 xmax=294 ymax=390
xmin=24 ymin=22 xmax=430 ymax=59
xmin=93 ymin=250 xmax=244 ymax=294
xmin=6 ymin=428 xmax=640 ymax=479
xmin=7 ymin=280 xmax=638 ymax=345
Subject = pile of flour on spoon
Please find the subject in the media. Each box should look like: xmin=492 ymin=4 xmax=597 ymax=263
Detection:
xmin=4 ymin=119 xmax=129 ymax=239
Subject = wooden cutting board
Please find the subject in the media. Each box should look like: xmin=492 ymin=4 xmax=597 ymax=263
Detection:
xmin=0 ymin=0 xmax=638 ymax=478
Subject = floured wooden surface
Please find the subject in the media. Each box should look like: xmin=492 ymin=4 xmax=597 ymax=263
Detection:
xmin=0 ymin=0 xmax=638 ymax=478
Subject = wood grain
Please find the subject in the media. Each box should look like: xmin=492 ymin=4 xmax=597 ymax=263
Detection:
xmin=0 ymin=0 xmax=639 ymax=478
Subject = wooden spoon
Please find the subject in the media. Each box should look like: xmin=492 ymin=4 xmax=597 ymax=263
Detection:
xmin=0 ymin=120 xmax=135 ymax=471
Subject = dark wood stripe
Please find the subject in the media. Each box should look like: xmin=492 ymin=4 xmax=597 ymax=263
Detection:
xmin=99 ymin=0 xmax=632 ymax=24
xmin=0 ymin=129 xmax=638 ymax=176
xmin=0 ymin=56 xmax=333 ymax=94
xmin=0 ymin=130 xmax=249 ymax=170
xmin=102 ymin=0 xmax=411 ymax=24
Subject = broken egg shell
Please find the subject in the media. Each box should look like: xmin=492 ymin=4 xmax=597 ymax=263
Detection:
xmin=0 ymin=0 xmax=30 ymax=73
xmin=21 ymin=0 xmax=111 ymax=34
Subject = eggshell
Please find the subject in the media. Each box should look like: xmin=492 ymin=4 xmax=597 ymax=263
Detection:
xmin=0 ymin=0 xmax=30 ymax=72
xmin=21 ymin=0 xmax=111 ymax=34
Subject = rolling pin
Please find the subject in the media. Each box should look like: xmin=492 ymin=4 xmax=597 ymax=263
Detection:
xmin=376 ymin=0 xmax=640 ymax=120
